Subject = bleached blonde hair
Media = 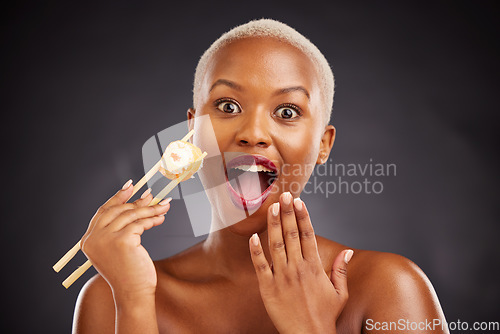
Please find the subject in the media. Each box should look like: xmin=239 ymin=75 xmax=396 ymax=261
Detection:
xmin=192 ymin=18 xmax=335 ymax=127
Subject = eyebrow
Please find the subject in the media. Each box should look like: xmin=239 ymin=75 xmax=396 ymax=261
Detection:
xmin=209 ymin=79 xmax=310 ymax=100
xmin=209 ymin=79 xmax=242 ymax=92
xmin=276 ymin=85 xmax=310 ymax=100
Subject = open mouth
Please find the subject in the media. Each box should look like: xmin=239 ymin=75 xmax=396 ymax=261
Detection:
xmin=224 ymin=154 xmax=279 ymax=211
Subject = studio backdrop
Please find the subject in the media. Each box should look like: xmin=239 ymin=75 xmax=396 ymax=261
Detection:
xmin=2 ymin=1 xmax=499 ymax=333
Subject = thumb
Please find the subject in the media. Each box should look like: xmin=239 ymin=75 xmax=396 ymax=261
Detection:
xmin=330 ymin=249 xmax=354 ymax=296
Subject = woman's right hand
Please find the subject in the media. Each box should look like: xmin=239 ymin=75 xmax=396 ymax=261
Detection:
xmin=80 ymin=180 xmax=171 ymax=300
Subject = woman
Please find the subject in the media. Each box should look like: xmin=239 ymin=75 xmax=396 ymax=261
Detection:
xmin=73 ymin=19 xmax=448 ymax=333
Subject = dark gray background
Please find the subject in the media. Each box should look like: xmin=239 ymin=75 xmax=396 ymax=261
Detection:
xmin=2 ymin=1 xmax=499 ymax=333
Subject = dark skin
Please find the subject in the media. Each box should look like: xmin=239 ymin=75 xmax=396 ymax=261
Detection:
xmin=73 ymin=37 xmax=448 ymax=333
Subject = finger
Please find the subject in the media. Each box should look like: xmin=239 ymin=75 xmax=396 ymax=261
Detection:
xmin=131 ymin=187 xmax=154 ymax=208
xmin=267 ymin=202 xmax=287 ymax=271
xmin=249 ymin=233 xmax=273 ymax=288
xmin=293 ymin=198 xmax=321 ymax=263
xmin=118 ymin=216 xmax=166 ymax=247
xmin=279 ymin=192 xmax=303 ymax=263
xmin=93 ymin=202 xmax=141 ymax=229
xmin=108 ymin=187 xmax=152 ymax=214
xmin=102 ymin=179 xmax=135 ymax=209
xmin=84 ymin=179 xmax=135 ymax=236
xmin=121 ymin=215 xmax=166 ymax=237
xmin=107 ymin=198 xmax=172 ymax=231
xmin=97 ymin=192 xmax=163 ymax=230
xmin=330 ymin=249 xmax=353 ymax=297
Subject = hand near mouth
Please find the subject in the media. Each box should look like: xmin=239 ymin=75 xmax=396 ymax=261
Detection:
xmin=249 ymin=192 xmax=354 ymax=334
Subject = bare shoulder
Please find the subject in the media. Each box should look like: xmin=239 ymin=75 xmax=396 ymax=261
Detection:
xmin=316 ymin=237 xmax=447 ymax=332
xmin=351 ymin=248 xmax=427 ymax=278
xmin=349 ymin=249 xmax=437 ymax=301
xmin=72 ymin=274 xmax=115 ymax=334
xmin=315 ymin=235 xmax=433 ymax=291
xmin=355 ymin=250 xmax=447 ymax=331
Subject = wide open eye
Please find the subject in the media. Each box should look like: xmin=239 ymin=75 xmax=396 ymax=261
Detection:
xmin=216 ymin=100 xmax=241 ymax=114
xmin=274 ymin=104 xmax=301 ymax=119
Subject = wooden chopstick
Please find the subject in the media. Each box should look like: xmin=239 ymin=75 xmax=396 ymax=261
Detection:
xmin=180 ymin=129 xmax=194 ymax=142
xmin=52 ymin=241 xmax=82 ymax=273
xmin=61 ymin=260 xmax=92 ymax=289
xmin=53 ymin=130 xmax=196 ymax=273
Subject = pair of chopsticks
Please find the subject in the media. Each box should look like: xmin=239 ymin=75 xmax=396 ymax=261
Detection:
xmin=53 ymin=130 xmax=207 ymax=288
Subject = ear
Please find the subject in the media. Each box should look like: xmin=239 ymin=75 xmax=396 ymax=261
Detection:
xmin=316 ymin=125 xmax=336 ymax=164
xmin=187 ymin=107 xmax=196 ymax=131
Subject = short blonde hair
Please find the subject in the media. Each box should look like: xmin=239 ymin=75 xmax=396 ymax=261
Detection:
xmin=192 ymin=18 xmax=335 ymax=126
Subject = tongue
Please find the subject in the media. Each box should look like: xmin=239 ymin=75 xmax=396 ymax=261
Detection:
xmin=230 ymin=171 xmax=263 ymax=200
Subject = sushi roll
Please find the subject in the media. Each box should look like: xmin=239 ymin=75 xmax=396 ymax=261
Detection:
xmin=159 ymin=140 xmax=204 ymax=182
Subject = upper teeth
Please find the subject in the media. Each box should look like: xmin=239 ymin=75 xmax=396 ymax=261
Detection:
xmin=232 ymin=164 xmax=273 ymax=173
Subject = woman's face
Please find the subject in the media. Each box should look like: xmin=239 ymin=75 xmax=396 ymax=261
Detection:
xmin=189 ymin=36 xmax=335 ymax=235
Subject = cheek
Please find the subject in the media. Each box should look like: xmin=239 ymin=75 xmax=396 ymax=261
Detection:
xmin=191 ymin=114 xmax=229 ymax=187
xmin=212 ymin=121 xmax=232 ymax=149
xmin=198 ymin=105 xmax=236 ymax=147
xmin=279 ymin=133 xmax=319 ymax=182
xmin=283 ymin=124 xmax=320 ymax=161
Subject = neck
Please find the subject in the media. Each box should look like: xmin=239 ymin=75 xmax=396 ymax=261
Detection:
xmin=202 ymin=212 xmax=270 ymax=282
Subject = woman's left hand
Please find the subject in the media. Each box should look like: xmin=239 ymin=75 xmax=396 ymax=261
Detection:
xmin=249 ymin=192 xmax=353 ymax=334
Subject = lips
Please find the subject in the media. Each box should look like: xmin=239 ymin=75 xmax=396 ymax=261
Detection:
xmin=224 ymin=154 xmax=279 ymax=211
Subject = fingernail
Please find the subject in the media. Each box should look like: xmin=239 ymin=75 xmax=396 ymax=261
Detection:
xmin=140 ymin=188 xmax=152 ymax=199
xmin=272 ymin=202 xmax=280 ymax=216
xmin=251 ymin=233 xmax=259 ymax=246
xmin=344 ymin=249 xmax=354 ymax=264
xmin=121 ymin=179 xmax=132 ymax=190
xmin=282 ymin=192 xmax=292 ymax=205
xmin=159 ymin=197 xmax=172 ymax=206
xmin=293 ymin=197 xmax=303 ymax=211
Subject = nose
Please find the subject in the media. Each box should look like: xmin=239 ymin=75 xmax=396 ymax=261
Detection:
xmin=235 ymin=109 xmax=271 ymax=148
